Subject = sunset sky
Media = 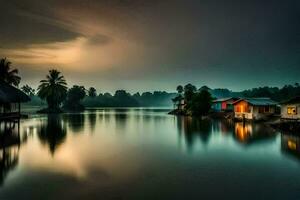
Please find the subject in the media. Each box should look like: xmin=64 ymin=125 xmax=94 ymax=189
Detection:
xmin=0 ymin=0 xmax=299 ymax=92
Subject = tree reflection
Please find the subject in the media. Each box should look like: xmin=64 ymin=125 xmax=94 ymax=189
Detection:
xmin=64 ymin=113 xmax=85 ymax=133
xmin=176 ymin=116 xmax=212 ymax=149
xmin=281 ymin=133 xmax=300 ymax=161
xmin=37 ymin=115 xmax=66 ymax=155
xmin=234 ymin=122 xmax=276 ymax=145
xmin=87 ymin=112 xmax=97 ymax=132
xmin=0 ymin=122 xmax=20 ymax=186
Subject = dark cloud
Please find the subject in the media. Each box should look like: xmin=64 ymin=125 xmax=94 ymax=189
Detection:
xmin=0 ymin=0 xmax=299 ymax=91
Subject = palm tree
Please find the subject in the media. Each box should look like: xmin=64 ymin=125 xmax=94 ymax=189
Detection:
xmin=21 ymin=84 xmax=35 ymax=96
xmin=37 ymin=70 xmax=67 ymax=111
xmin=0 ymin=58 xmax=21 ymax=86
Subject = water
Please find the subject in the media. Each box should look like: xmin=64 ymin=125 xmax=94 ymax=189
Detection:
xmin=0 ymin=108 xmax=300 ymax=200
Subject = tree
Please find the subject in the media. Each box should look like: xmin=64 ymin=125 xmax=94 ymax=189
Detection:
xmin=21 ymin=84 xmax=35 ymax=96
xmin=37 ymin=69 xmax=67 ymax=112
xmin=88 ymin=87 xmax=97 ymax=97
xmin=190 ymin=89 xmax=212 ymax=116
xmin=63 ymin=85 xmax=86 ymax=111
xmin=176 ymin=85 xmax=183 ymax=94
xmin=184 ymin=83 xmax=197 ymax=106
xmin=0 ymin=58 xmax=21 ymax=86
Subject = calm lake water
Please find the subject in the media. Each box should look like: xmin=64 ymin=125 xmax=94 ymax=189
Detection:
xmin=0 ymin=108 xmax=300 ymax=200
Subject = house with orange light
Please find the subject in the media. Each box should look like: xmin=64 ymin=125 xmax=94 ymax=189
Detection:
xmin=211 ymin=97 xmax=239 ymax=112
xmin=280 ymin=96 xmax=300 ymax=121
xmin=233 ymin=98 xmax=277 ymax=121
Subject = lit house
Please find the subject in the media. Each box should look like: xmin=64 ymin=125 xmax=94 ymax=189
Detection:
xmin=211 ymin=97 xmax=239 ymax=112
xmin=233 ymin=98 xmax=277 ymax=121
xmin=280 ymin=97 xmax=300 ymax=121
xmin=0 ymin=82 xmax=30 ymax=120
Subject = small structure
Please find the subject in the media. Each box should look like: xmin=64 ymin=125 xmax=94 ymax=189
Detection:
xmin=0 ymin=82 xmax=30 ymax=120
xmin=280 ymin=97 xmax=300 ymax=121
xmin=233 ymin=98 xmax=277 ymax=121
xmin=211 ymin=97 xmax=239 ymax=112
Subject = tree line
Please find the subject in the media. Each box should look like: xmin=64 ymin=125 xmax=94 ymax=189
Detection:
xmin=0 ymin=58 xmax=176 ymax=113
xmin=1 ymin=57 xmax=300 ymax=114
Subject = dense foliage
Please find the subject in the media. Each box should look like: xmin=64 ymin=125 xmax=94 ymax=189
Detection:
xmin=241 ymin=84 xmax=300 ymax=102
xmin=63 ymin=85 xmax=86 ymax=111
xmin=172 ymin=84 xmax=212 ymax=116
xmin=21 ymin=84 xmax=35 ymax=96
xmin=0 ymin=58 xmax=21 ymax=86
xmin=88 ymin=87 xmax=97 ymax=97
xmin=83 ymin=90 xmax=175 ymax=107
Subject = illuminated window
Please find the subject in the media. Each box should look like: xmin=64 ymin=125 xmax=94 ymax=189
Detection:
xmin=287 ymin=106 xmax=297 ymax=115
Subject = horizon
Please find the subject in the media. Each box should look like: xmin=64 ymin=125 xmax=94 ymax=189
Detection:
xmin=1 ymin=0 xmax=299 ymax=92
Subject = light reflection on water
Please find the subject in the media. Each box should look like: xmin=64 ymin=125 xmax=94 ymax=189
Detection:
xmin=0 ymin=108 xmax=300 ymax=199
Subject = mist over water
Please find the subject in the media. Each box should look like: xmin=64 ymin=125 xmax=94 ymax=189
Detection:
xmin=0 ymin=108 xmax=300 ymax=199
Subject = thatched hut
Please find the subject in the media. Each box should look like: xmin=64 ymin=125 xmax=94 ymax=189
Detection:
xmin=0 ymin=82 xmax=30 ymax=120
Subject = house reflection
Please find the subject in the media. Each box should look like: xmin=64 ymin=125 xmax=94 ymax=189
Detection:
xmin=176 ymin=116 xmax=212 ymax=149
xmin=37 ymin=115 xmax=67 ymax=155
xmin=0 ymin=121 xmax=20 ymax=186
xmin=234 ymin=122 xmax=276 ymax=145
xmin=281 ymin=133 xmax=300 ymax=161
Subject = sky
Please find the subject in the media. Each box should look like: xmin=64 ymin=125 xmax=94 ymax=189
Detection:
xmin=0 ymin=0 xmax=299 ymax=93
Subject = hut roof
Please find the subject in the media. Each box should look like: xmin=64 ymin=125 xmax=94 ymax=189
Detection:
xmin=280 ymin=96 xmax=300 ymax=105
xmin=233 ymin=98 xmax=277 ymax=106
xmin=212 ymin=97 xmax=239 ymax=103
xmin=0 ymin=82 xmax=30 ymax=103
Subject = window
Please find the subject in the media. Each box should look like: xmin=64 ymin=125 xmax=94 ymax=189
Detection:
xmin=258 ymin=107 xmax=264 ymax=113
xmin=287 ymin=106 xmax=297 ymax=115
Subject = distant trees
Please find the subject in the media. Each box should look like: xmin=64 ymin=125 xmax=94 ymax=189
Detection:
xmin=21 ymin=84 xmax=35 ymax=96
xmin=82 ymin=90 xmax=175 ymax=107
xmin=37 ymin=70 xmax=67 ymax=112
xmin=63 ymin=85 xmax=86 ymax=111
xmin=88 ymin=87 xmax=97 ymax=97
xmin=242 ymin=84 xmax=300 ymax=102
xmin=0 ymin=58 xmax=21 ymax=86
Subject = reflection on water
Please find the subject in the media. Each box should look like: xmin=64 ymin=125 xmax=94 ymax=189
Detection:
xmin=0 ymin=122 xmax=20 ymax=185
xmin=281 ymin=133 xmax=300 ymax=161
xmin=37 ymin=115 xmax=67 ymax=155
xmin=0 ymin=109 xmax=300 ymax=199
xmin=176 ymin=117 xmax=212 ymax=148
xmin=234 ymin=122 xmax=276 ymax=145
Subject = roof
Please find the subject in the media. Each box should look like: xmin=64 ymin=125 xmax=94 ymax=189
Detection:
xmin=233 ymin=98 xmax=277 ymax=106
xmin=212 ymin=97 xmax=236 ymax=103
xmin=0 ymin=82 xmax=30 ymax=103
xmin=280 ymin=96 xmax=300 ymax=105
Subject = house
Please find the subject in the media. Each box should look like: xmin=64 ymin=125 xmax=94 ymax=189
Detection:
xmin=211 ymin=97 xmax=239 ymax=112
xmin=0 ymin=82 xmax=30 ymax=120
xmin=233 ymin=98 xmax=277 ymax=121
xmin=280 ymin=96 xmax=300 ymax=121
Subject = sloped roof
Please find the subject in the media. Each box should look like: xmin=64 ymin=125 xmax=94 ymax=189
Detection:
xmin=212 ymin=97 xmax=239 ymax=103
xmin=280 ymin=96 xmax=300 ymax=105
xmin=0 ymin=82 xmax=30 ymax=103
xmin=233 ymin=98 xmax=277 ymax=106
xmin=212 ymin=97 xmax=238 ymax=103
